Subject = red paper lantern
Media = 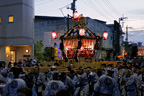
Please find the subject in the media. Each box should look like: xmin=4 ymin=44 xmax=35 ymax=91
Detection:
xmin=103 ymin=32 xmax=108 ymax=40
xmin=79 ymin=28 xmax=85 ymax=36
xmin=74 ymin=11 xmax=79 ymax=19
xmin=52 ymin=31 xmax=57 ymax=39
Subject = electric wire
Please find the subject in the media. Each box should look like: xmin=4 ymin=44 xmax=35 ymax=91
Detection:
xmin=105 ymin=0 xmax=120 ymax=14
xmin=102 ymin=0 xmax=121 ymax=17
xmin=35 ymin=0 xmax=54 ymax=6
xmin=83 ymin=0 xmax=112 ymax=21
xmin=92 ymin=0 xmax=116 ymax=19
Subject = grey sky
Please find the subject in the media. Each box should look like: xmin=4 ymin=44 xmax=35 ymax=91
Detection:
xmin=35 ymin=0 xmax=144 ymax=44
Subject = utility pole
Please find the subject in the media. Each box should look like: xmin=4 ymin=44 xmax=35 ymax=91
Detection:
xmin=125 ymin=26 xmax=128 ymax=61
xmin=126 ymin=26 xmax=128 ymax=42
xmin=67 ymin=14 xmax=70 ymax=31
xmin=119 ymin=15 xmax=127 ymax=28
xmin=67 ymin=0 xmax=77 ymax=31
xmin=71 ymin=0 xmax=77 ymax=15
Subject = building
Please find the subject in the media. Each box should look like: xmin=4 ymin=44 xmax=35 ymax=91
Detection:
xmin=138 ymin=42 xmax=142 ymax=46
xmin=0 ymin=0 xmax=34 ymax=64
xmin=138 ymin=46 xmax=144 ymax=56
xmin=107 ymin=21 xmax=124 ymax=59
xmin=34 ymin=16 xmax=113 ymax=60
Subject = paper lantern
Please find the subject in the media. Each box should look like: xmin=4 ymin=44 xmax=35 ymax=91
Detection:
xmin=79 ymin=28 xmax=85 ymax=36
xmin=103 ymin=32 xmax=108 ymax=40
xmin=52 ymin=31 xmax=57 ymax=39
xmin=74 ymin=11 xmax=78 ymax=19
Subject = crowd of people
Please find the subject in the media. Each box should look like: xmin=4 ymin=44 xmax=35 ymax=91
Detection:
xmin=0 ymin=57 xmax=144 ymax=96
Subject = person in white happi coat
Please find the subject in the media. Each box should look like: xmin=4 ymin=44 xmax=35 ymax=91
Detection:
xmin=137 ymin=66 xmax=144 ymax=96
xmin=47 ymin=66 xmax=58 ymax=82
xmin=121 ymin=68 xmax=137 ymax=96
xmin=60 ymin=72 xmax=74 ymax=94
xmin=3 ymin=67 xmax=27 ymax=96
xmin=32 ymin=67 xmax=45 ymax=96
xmin=86 ymin=67 xmax=98 ymax=95
xmin=76 ymin=68 xmax=90 ymax=96
xmin=44 ymin=72 xmax=66 ymax=96
xmin=94 ymin=68 xmax=120 ymax=96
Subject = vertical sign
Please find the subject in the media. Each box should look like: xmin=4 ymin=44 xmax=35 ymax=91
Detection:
xmin=44 ymin=32 xmax=53 ymax=47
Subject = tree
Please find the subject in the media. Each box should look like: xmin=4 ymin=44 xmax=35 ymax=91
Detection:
xmin=43 ymin=47 xmax=55 ymax=61
xmin=34 ymin=40 xmax=44 ymax=62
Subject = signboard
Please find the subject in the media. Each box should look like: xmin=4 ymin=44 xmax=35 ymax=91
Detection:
xmin=44 ymin=32 xmax=53 ymax=47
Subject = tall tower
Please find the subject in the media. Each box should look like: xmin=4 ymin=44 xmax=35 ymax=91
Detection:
xmin=0 ymin=0 xmax=34 ymax=64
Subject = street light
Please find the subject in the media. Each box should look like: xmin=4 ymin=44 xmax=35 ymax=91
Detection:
xmin=103 ymin=31 xmax=108 ymax=40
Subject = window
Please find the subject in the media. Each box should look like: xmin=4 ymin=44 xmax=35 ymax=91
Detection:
xmin=9 ymin=16 xmax=14 ymax=23
xmin=0 ymin=17 xmax=1 ymax=24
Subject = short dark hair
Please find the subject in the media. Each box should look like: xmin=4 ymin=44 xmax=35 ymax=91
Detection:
xmin=102 ymin=64 xmax=106 ymax=67
xmin=17 ymin=87 xmax=32 ymax=96
xmin=55 ymin=90 xmax=71 ymax=96
xmin=53 ymin=72 xmax=59 ymax=80
xmin=13 ymin=67 xmax=20 ymax=78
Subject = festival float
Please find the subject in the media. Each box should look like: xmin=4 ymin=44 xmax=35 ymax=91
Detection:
xmin=60 ymin=13 xmax=101 ymax=62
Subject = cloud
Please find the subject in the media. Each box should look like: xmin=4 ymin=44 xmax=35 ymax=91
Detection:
xmin=128 ymin=8 xmax=144 ymax=14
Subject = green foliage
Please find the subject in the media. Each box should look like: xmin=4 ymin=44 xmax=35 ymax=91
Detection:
xmin=43 ymin=47 xmax=55 ymax=61
xmin=34 ymin=40 xmax=44 ymax=62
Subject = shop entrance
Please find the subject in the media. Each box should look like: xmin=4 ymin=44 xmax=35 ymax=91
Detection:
xmin=10 ymin=51 xmax=15 ymax=64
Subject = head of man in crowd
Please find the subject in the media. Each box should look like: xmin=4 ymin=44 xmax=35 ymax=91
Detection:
xmin=53 ymin=72 xmax=59 ymax=80
xmin=107 ymin=68 xmax=114 ymax=77
xmin=78 ymin=66 xmax=84 ymax=75
xmin=60 ymin=72 xmax=66 ymax=81
xmin=86 ymin=67 xmax=92 ymax=73
xmin=14 ymin=62 xmax=18 ymax=67
xmin=132 ymin=65 xmax=137 ymax=73
xmin=23 ymin=59 xmax=26 ymax=64
xmin=108 ymin=64 xmax=114 ymax=68
xmin=69 ymin=70 xmax=75 ymax=78
xmin=13 ymin=67 xmax=20 ymax=78
xmin=127 ymin=63 xmax=132 ymax=68
xmin=34 ymin=67 xmax=39 ymax=74
xmin=1 ymin=62 xmax=6 ymax=68
xmin=17 ymin=87 xmax=32 ymax=96
xmin=102 ymin=64 xmax=106 ymax=70
xmin=116 ymin=62 xmax=122 ymax=68
xmin=125 ymin=68 xmax=131 ymax=77
xmin=51 ymin=66 xmax=56 ymax=71
xmin=69 ymin=64 xmax=74 ymax=69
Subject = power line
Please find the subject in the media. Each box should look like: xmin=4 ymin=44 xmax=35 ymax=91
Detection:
xmin=36 ymin=0 xmax=71 ymax=14
xmin=92 ymin=0 xmax=116 ymax=19
xmin=102 ymin=0 xmax=120 ymax=17
xmin=105 ymin=0 xmax=120 ymax=14
xmin=35 ymin=0 xmax=54 ymax=6
xmin=83 ymin=0 xmax=112 ymax=21
xmin=36 ymin=8 xmax=59 ymax=14
xmin=128 ymin=36 xmax=139 ymax=42
xmin=129 ymin=30 xmax=144 ymax=36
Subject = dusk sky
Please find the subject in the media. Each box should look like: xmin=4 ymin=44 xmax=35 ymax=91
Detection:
xmin=35 ymin=0 xmax=144 ymax=44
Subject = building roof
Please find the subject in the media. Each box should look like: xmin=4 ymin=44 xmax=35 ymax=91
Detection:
xmin=35 ymin=16 xmax=107 ymax=24
xmin=86 ymin=17 xmax=106 ymax=24
xmin=107 ymin=24 xmax=114 ymax=27
xmin=35 ymin=16 xmax=66 ymax=20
